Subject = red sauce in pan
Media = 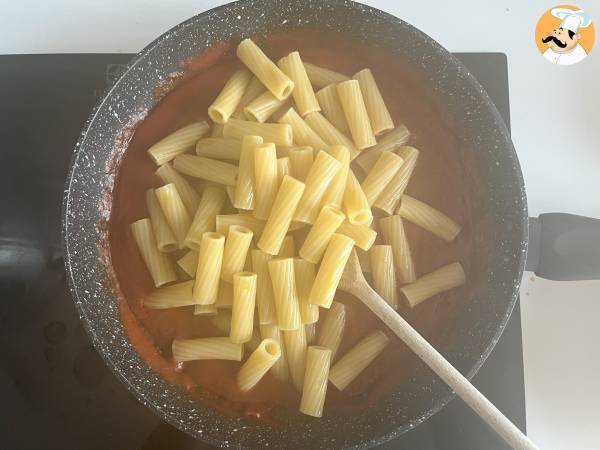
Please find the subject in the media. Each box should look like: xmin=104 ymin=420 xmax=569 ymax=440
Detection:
xmin=107 ymin=31 xmax=473 ymax=422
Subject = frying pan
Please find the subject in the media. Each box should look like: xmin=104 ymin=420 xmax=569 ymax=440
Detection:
xmin=62 ymin=0 xmax=600 ymax=448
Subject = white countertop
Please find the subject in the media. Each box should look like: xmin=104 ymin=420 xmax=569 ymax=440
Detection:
xmin=3 ymin=1 xmax=599 ymax=448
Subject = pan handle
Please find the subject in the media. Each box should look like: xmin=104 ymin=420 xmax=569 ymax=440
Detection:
xmin=526 ymin=213 xmax=600 ymax=281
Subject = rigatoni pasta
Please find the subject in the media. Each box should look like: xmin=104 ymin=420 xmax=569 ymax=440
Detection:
xmin=155 ymin=183 xmax=192 ymax=249
xmin=155 ymin=162 xmax=200 ymax=214
xmin=278 ymin=235 xmax=295 ymax=258
xmin=316 ymin=301 xmax=346 ymax=361
xmin=343 ymin=170 xmax=372 ymax=225
xmin=277 ymin=157 xmax=291 ymax=186
xmin=192 ymin=232 xmax=225 ymax=305
xmin=353 ymin=68 xmax=394 ymax=135
xmin=268 ymin=257 xmax=302 ymax=331
xmin=216 ymin=213 xmax=265 ymax=237
xmin=174 ymin=154 xmax=238 ymax=186
xmin=195 ymin=138 xmax=242 ymax=160
xmin=234 ymin=76 xmax=265 ymax=117
xmin=304 ymin=112 xmax=359 ymax=159
xmin=251 ymin=250 xmax=277 ymax=325
xmin=308 ymin=233 xmax=355 ymax=308
xmin=293 ymin=258 xmax=319 ymax=324
xmin=253 ymin=142 xmax=279 ymax=220
xmin=298 ymin=206 xmax=345 ymax=264
xmin=144 ymin=280 xmax=196 ymax=309
xmin=208 ymin=69 xmax=252 ymax=124
xmin=374 ymin=146 xmax=419 ymax=214
xmin=234 ymin=135 xmax=263 ymax=210
xmin=293 ymin=150 xmax=341 ymax=224
xmin=172 ymin=337 xmax=243 ymax=362
xmin=237 ymin=338 xmax=281 ymax=391
xmin=283 ymin=326 xmax=308 ymax=390
xmin=369 ymin=245 xmax=399 ymax=308
xmin=223 ymin=118 xmax=293 ymax=146
xmin=360 ymin=150 xmax=404 ymax=206
xmin=259 ymin=324 xmax=289 ymax=381
xmin=177 ymin=250 xmax=198 ymax=278
xmin=336 ymin=80 xmax=376 ymax=150
xmin=303 ymin=62 xmax=349 ymax=88
xmin=336 ymin=221 xmax=377 ymax=251
xmin=220 ymin=225 xmax=253 ymax=283
xmin=320 ymin=145 xmax=350 ymax=210
xmin=355 ymin=124 xmax=411 ymax=172
xmin=379 ymin=215 xmax=416 ymax=284
xmin=288 ymin=146 xmax=314 ymax=181
xmin=315 ymin=84 xmax=350 ymax=135
xmin=397 ymin=195 xmax=462 ymax=242
xmin=147 ymin=121 xmax=209 ymax=165
xmin=244 ymin=90 xmax=287 ymax=123
xmin=194 ymin=304 xmax=218 ymax=316
xmin=329 ymin=330 xmax=389 ymax=390
xmin=184 ymin=186 xmax=226 ymax=251
xmin=299 ymin=346 xmax=332 ymax=417
xmin=145 ymin=188 xmax=177 ymax=253
xmin=278 ymin=52 xmax=320 ymax=116
xmin=236 ymin=38 xmax=294 ymax=101
xmin=400 ymin=262 xmax=466 ymax=307
xmin=230 ymin=272 xmax=257 ymax=343
xmin=278 ymin=107 xmax=327 ymax=150
xmin=257 ymin=175 xmax=305 ymax=255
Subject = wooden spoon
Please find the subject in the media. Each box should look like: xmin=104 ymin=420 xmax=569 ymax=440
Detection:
xmin=338 ymin=250 xmax=537 ymax=450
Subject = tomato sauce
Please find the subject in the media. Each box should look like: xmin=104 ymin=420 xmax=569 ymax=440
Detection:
xmin=106 ymin=31 xmax=473 ymax=422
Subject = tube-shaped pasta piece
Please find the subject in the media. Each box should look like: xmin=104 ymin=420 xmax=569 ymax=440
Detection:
xmin=278 ymin=235 xmax=295 ymax=257
xmin=299 ymin=346 xmax=332 ymax=417
xmin=293 ymin=151 xmax=341 ymax=224
xmin=173 ymin=154 xmax=238 ymax=186
xmin=277 ymin=157 xmax=291 ymax=186
xmin=316 ymin=301 xmax=346 ymax=361
xmin=356 ymin=248 xmax=372 ymax=273
xmin=278 ymin=52 xmax=320 ymax=116
xmin=193 ymin=304 xmax=218 ymax=316
xmin=131 ymin=218 xmax=177 ymax=287
xmin=195 ymin=138 xmax=242 ymax=160
xmin=305 ymin=323 xmax=317 ymax=345
xmin=210 ymin=311 xmax=232 ymax=335
xmin=177 ymin=250 xmax=198 ymax=278
xmin=145 ymin=189 xmax=177 ymax=253
xmin=144 ymin=280 xmax=195 ymax=309
xmin=208 ymin=69 xmax=252 ymax=124
xmin=379 ymin=215 xmax=416 ymax=284
xmin=369 ymin=245 xmax=399 ymax=308
xmin=244 ymin=90 xmax=287 ymax=122
xmin=360 ymin=151 xmax=404 ymax=206
xmin=329 ymin=330 xmax=389 ymax=390
xmin=230 ymin=272 xmax=257 ymax=343
xmin=236 ymin=38 xmax=294 ymax=101
xmin=320 ymin=145 xmax=350 ymax=210
xmin=283 ymin=326 xmax=307 ymax=390
xmin=192 ymin=232 xmax=225 ymax=305
xmin=237 ymin=338 xmax=281 ymax=391
xmin=147 ymin=121 xmax=210 ymax=165
xmin=211 ymin=123 xmax=224 ymax=137
xmin=336 ymin=221 xmax=377 ymax=251
xmin=355 ymin=124 xmax=411 ymax=172
xmin=304 ymin=112 xmax=359 ymax=159
xmin=223 ymin=118 xmax=293 ymax=146
xmin=221 ymin=225 xmax=254 ymax=283
xmin=268 ymin=257 xmax=302 ymax=330
xmin=298 ymin=206 xmax=345 ymax=264
xmin=397 ymin=195 xmax=462 ymax=242
xmin=155 ymin=162 xmax=200 ymax=214
xmin=303 ymin=62 xmax=349 ymax=88
xmin=293 ymin=258 xmax=319 ymax=324
xmin=315 ymin=84 xmax=350 ymax=134
xmin=257 ymin=176 xmax=305 ymax=255
xmin=353 ymin=68 xmax=394 ymax=135
xmin=245 ymin=328 xmax=262 ymax=353
xmin=155 ymin=184 xmax=192 ymax=249
xmin=278 ymin=107 xmax=327 ymax=150
xmin=234 ymin=77 xmax=265 ymax=117
xmin=259 ymin=324 xmax=289 ymax=381
xmin=172 ymin=337 xmax=243 ymax=362
xmin=308 ymin=234 xmax=355 ymax=308
xmin=288 ymin=146 xmax=314 ymax=181
xmin=251 ymin=250 xmax=277 ymax=325
xmin=336 ymin=80 xmax=376 ymax=150
xmin=253 ymin=142 xmax=279 ymax=220
xmin=215 ymin=281 xmax=234 ymax=308
xmin=401 ymin=262 xmax=466 ymax=307
xmin=216 ymin=214 xmax=265 ymax=237
xmin=374 ymin=146 xmax=419 ymax=214
xmin=234 ymin=135 xmax=263 ymax=210
xmin=343 ymin=170 xmax=372 ymax=225
xmin=184 ymin=186 xmax=226 ymax=251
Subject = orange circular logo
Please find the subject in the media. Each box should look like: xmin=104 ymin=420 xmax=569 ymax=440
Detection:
xmin=535 ymin=5 xmax=595 ymax=65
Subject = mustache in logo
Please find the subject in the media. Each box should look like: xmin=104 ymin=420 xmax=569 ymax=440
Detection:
xmin=542 ymin=35 xmax=567 ymax=48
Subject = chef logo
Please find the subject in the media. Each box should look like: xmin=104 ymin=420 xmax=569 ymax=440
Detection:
xmin=535 ymin=5 xmax=594 ymax=65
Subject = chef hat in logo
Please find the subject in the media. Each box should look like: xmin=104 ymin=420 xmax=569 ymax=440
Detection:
xmin=551 ymin=8 xmax=592 ymax=33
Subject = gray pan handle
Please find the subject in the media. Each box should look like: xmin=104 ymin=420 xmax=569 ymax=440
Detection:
xmin=526 ymin=213 xmax=600 ymax=281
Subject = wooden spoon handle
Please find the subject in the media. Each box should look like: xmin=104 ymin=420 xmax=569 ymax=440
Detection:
xmin=356 ymin=283 xmax=537 ymax=450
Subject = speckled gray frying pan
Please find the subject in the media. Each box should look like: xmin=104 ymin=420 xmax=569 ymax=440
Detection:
xmin=61 ymin=0 xmax=600 ymax=448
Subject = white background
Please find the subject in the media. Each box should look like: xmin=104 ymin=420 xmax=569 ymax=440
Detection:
xmin=2 ymin=1 xmax=599 ymax=449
